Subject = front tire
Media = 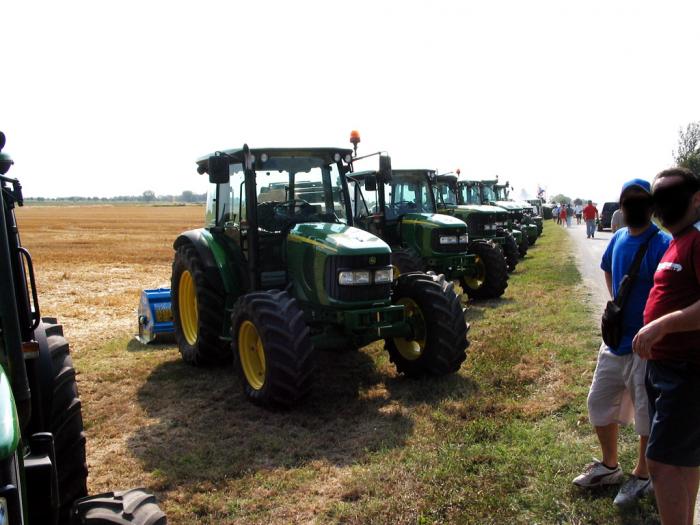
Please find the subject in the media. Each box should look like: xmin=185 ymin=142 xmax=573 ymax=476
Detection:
xmin=386 ymin=273 xmax=469 ymax=377
xmin=518 ymin=232 xmax=529 ymax=258
xmin=461 ymin=240 xmax=509 ymax=300
xmin=499 ymin=230 xmax=519 ymax=272
xmin=391 ymin=248 xmax=424 ymax=277
xmin=171 ymin=244 xmax=229 ymax=366
xmin=231 ymin=290 xmax=316 ymax=407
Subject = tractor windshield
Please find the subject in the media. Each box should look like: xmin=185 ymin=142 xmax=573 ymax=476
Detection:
xmin=495 ymin=186 xmax=509 ymax=200
xmin=463 ymin=184 xmax=481 ymax=205
xmin=231 ymin=158 xmax=349 ymax=233
xmin=385 ymin=175 xmax=434 ymax=220
xmin=482 ymin=184 xmax=497 ymax=203
xmin=435 ymin=181 xmax=458 ymax=207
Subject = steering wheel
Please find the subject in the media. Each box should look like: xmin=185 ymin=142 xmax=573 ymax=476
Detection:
xmin=273 ymin=199 xmax=314 ymax=218
xmin=388 ymin=200 xmax=417 ymax=211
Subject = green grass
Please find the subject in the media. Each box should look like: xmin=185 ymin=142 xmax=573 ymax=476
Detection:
xmin=75 ymin=223 xmax=660 ymax=524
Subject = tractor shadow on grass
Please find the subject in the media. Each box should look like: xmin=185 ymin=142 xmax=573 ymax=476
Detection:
xmin=129 ymin=343 xmax=478 ymax=488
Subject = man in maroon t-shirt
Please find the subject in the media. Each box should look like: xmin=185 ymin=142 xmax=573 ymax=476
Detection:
xmin=633 ymin=167 xmax=700 ymax=525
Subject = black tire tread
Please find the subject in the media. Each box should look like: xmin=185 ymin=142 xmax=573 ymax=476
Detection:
xmin=385 ymin=273 xmax=469 ymax=377
xmin=72 ymin=487 xmax=166 ymax=524
xmin=517 ymin=231 xmax=529 ymax=258
xmin=462 ymin=240 xmax=509 ymax=300
xmin=231 ymin=290 xmax=316 ymax=407
xmin=391 ymin=248 xmax=425 ymax=275
xmin=39 ymin=319 xmax=89 ymax=524
xmin=171 ymin=244 xmax=229 ymax=366
xmin=499 ymin=230 xmax=519 ymax=272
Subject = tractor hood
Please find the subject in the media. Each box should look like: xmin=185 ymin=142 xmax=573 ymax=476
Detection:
xmin=450 ymin=204 xmax=505 ymax=215
xmin=399 ymin=212 xmax=465 ymax=229
xmin=493 ymin=201 xmax=525 ymax=211
xmin=288 ymin=223 xmax=390 ymax=256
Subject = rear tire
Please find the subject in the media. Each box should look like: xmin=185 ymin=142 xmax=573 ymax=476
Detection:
xmin=499 ymin=230 xmax=519 ymax=272
xmin=171 ymin=244 xmax=229 ymax=366
xmin=231 ymin=290 xmax=316 ymax=407
xmin=37 ymin=319 xmax=88 ymax=525
xmin=72 ymin=488 xmax=166 ymax=524
xmin=391 ymin=248 xmax=424 ymax=276
xmin=386 ymin=273 xmax=468 ymax=377
xmin=462 ymin=240 xmax=509 ymax=300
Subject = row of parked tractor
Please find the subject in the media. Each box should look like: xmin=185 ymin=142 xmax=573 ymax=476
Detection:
xmin=138 ymin=133 xmax=545 ymax=409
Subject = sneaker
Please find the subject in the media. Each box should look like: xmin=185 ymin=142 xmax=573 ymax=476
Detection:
xmin=573 ymin=460 xmax=624 ymax=488
xmin=613 ymin=476 xmax=653 ymax=507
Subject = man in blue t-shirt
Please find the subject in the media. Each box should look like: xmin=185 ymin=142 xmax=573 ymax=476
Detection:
xmin=573 ymin=179 xmax=671 ymax=507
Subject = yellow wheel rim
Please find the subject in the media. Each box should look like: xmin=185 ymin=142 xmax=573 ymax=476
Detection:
xmin=463 ymin=256 xmax=486 ymax=290
xmin=238 ymin=320 xmax=266 ymax=390
xmin=393 ymin=298 xmax=426 ymax=361
xmin=178 ymin=270 xmax=198 ymax=345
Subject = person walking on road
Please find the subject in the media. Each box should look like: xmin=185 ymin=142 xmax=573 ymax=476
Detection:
xmin=611 ymin=207 xmax=625 ymax=233
xmin=575 ymin=203 xmax=584 ymax=225
xmin=583 ymin=200 xmax=599 ymax=238
xmin=566 ymin=204 xmax=574 ymax=227
xmin=633 ymin=167 xmax=700 ymax=525
xmin=573 ymin=179 xmax=671 ymax=508
xmin=560 ymin=204 xmax=568 ymax=226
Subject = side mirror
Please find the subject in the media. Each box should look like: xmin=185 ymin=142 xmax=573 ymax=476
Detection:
xmin=378 ymin=153 xmax=392 ymax=181
xmin=365 ymin=176 xmax=377 ymax=192
xmin=208 ymin=155 xmax=230 ymax=184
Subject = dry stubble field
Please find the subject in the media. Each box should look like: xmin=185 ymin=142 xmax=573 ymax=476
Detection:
xmin=15 ymin=206 xmax=654 ymax=524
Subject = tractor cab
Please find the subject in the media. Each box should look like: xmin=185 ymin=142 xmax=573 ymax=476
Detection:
xmin=346 ymin=168 xmax=470 ymax=280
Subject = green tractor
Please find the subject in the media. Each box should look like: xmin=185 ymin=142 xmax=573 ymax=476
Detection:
xmin=170 ymin=146 xmax=469 ymax=407
xmin=345 ymin=167 xmax=508 ymax=299
xmin=0 ymin=132 xmax=165 ymax=524
xmin=433 ymin=173 xmax=523 ymax=272
xmin=480 ymin=179 xmax=540 ymax=246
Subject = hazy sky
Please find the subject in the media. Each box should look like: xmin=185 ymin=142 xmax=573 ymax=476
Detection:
xmin=3 ymin=0 xmax=699 ymax=204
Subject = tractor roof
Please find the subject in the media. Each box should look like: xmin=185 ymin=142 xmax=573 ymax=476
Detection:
xmin=392 ymin=169 xmax=436 ymax=178
xmin=436 ymin=174 xmax=457 ymax=183
xmin=196 ymin=147 xmax=353 ymax=174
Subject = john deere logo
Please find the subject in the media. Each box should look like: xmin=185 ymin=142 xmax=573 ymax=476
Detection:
xmin=368 ymin=256 xmax=377 ymax=265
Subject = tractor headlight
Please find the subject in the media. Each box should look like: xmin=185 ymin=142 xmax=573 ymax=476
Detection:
xmin=374 ymin=268 xmax=393 ymax=283
xmin=483 ymin=224 xmax=494 ymax=231
xmin=458 ymin=234 xmax=469 ymax=244
xmin=439 ymin=235 xmax=458 ymax=245
xmin=338 ymin=270 xmax=371 ymax=286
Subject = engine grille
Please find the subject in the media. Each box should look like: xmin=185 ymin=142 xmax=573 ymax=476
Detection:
xmin=325 ymin=254 xmax=391 ymax=302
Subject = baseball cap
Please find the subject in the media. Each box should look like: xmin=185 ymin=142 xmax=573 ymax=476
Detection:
xmin=620 ymin=178 xmax=651 ymax=198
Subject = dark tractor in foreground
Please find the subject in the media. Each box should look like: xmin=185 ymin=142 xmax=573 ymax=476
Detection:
xmin=598 ymin=202 xmax=619 ymax=231
xmin=346 ymin=168 xmax=508 ymax=300
xmin=0 ymin=132 xmax=165 ymax=524
xmin=171 ymin=147 xmax=469 ymax=407
xmin=433 ymin=173 xmax=523 ymax=273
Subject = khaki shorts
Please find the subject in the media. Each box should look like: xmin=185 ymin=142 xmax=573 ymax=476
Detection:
xmin=587 ymin=343 xmax=650 ymax=435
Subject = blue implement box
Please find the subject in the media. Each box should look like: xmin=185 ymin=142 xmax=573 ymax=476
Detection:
xmin=137 ymin=288 xmax=174 ymax=344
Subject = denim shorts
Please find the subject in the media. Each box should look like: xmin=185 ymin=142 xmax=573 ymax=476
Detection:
xmin=646 ymin=359 xmax=700 ymax=467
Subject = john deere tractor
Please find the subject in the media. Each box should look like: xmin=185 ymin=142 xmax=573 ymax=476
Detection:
xmin=480 ymin=179 xmax=540 ymax=247
xmin=0 ymin=132 xmax=165 ymax=524
xmin=433 ymin=174 xmax=522 ymax=272
xmin=170 ymin=146 xmax=469 ymax=407
xmin=345 ymin=168 xmax=508 ymax=299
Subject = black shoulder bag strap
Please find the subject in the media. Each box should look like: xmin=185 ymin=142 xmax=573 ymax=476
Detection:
xmin=613 ymin=230 xmax=658 ymax=309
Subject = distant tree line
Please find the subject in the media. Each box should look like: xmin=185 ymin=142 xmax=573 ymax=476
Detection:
xmin=26 ymin=190 xmax=207 ymax=203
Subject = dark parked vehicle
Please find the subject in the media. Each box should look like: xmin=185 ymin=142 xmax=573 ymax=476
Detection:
xmin=598 ymin=201 xmax=620 ymax=231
